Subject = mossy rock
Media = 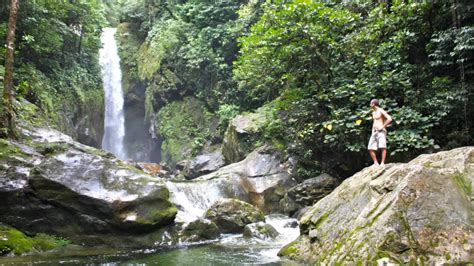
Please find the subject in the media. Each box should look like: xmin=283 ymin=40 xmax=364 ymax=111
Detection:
xmin=222 ymin=103 xmax=279 ymax=164
xmin=34 ymin=142 xmax=70 ymax=156
xmin=180 ymin=219 xmax=220 ymax=242
xmin=0 ymin=225 xmax=70 ymax=256
xmin=204 ymin=198 xmax=265 ymax=234
xmin=0 ymin=139 xmax=25 ymax=161
xmin=278 ymin=241 xmax=298 ymax=257
xmin=243 ymin=222 xmax=279 ymax=240
xmin=282 ymin=147 xmax=474 ymax=264
xmin=156 ymin=97 xmax=219 ymax=165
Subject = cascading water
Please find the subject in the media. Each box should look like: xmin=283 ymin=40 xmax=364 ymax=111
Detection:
xmin=99 ymin=28 xmax=127 ymax=160
xmin=165 ymin=176 xmax=300 ymax=264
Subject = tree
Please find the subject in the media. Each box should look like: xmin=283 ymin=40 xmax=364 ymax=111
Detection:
xmin=2 ymin=0 xmax=19 ymax=138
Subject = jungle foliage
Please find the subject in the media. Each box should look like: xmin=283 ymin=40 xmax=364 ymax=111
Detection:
xmin=118 ymin=0 xmax=473 ymax=177
xmin=233 ymin=0 xmax=473 ymax=176
xmin=2 ymin=0 xmax=473 ymax=178
xmin=0 ymin=0 xmax=106 ymax=134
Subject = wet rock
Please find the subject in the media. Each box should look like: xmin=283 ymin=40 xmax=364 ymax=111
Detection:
xmin=281 ymin=173 xmax=339 ymax=216
xmin=0 ymin=125 xmax=177 ymax=247
xmin=283 ymin=220 xmax=299 ymax=228
xmin=243 ymin=222 xmax=279 ymax=240
xmin=204 ymin=198 xmax=265 ymax=233
xmin=179 ymin=219 xmax=220 ymax=242
xmin=183 ymin=150 xmax=225 ymax=180
xmin=280 ymin=147 xmax=474 ymax=265
xmin=197 ymin=145 xmax=297 ymax=213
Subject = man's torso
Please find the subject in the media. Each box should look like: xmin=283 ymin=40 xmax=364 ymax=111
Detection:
xmin=372 ymin=108 xmax=385 ymax=130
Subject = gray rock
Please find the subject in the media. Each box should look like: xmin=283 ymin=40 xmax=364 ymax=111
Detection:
xmin=221 ymin=105 xmax=275 ymax=164
xmin=204 ymin=198 xmax=265 ymax=233
xmin=184 ymin=150 xmax=225 ymax=179
xmin=179 ymin=218 xmax=220 ymax=242
xmin=243 ymin=222 xmax=279 ymax=240
xmin=279 ymin=147 xmax=474 ymax=265
xmin=0 ymin=125 xmax=177 ymax=247
xmin=281 ymin=173 xmax=340 ymax=216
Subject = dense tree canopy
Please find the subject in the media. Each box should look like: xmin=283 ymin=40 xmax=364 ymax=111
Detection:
xmin=233 ymin=0 xmax=473 ymax=176
xmin=2 ymin=0 xmax=472 ymax=178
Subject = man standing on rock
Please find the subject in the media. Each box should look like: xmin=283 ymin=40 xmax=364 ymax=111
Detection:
xmin=368 ymin=99 xmax=392 ymax=166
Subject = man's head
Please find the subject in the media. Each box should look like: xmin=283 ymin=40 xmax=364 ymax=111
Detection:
xmin=370 ymin=99 xmax=379 ymax=107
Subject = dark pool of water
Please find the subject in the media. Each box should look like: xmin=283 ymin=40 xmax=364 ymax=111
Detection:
xmin=0 ymin=240 xmax=299 ymax=265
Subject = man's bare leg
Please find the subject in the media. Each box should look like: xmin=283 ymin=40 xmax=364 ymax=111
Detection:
xmin=380 ymin=148 xmax=387 ymax=166
xmin=369 ymin=150 xmax=379 ymax=166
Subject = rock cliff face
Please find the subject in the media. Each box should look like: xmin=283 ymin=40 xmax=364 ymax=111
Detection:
xmin=279 ymin=147 xmax=474 ymax=264
xmin=0 ymin=124 xmax=177 ymax=247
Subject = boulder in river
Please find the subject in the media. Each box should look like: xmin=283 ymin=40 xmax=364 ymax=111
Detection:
xmin=179 ymin=219 xmax=220 ymax=242
xmin=279 ymin=147 xmax=474 ymax=264
xmin=243 ymin=222 xmax=279 ymax=240
xmin=204 ymin=198 xmax=265 ymax=233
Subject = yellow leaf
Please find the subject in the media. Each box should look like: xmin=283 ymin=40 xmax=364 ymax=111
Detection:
xmin=355 ymin=119 xmax=362 ymax=125
xmin=327 ymin=124 xmax=332 ymax=131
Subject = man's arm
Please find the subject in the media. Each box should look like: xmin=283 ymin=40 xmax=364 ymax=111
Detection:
xmin=380 ymin=108 xmax=392 ymax=129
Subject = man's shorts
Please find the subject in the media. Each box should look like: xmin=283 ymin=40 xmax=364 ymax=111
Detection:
xmin=368 ymin=129 xmax=387 ymax=150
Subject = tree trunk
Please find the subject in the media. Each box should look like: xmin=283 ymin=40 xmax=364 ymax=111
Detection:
xmin=2 ymin=0 xmax=19 ymax=139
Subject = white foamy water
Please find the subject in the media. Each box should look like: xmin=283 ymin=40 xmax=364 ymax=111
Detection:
xmin=100 ymin=28 xmax=127 ymax=160
xmin=165 ymin=180 xmax=226 ymax=224
xmin=165 ymin=177 xmax=300 ymax=263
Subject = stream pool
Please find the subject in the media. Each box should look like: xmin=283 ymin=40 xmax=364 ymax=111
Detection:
xmin=0 ymin=215 xmax=301 ymax=265
xmin=0 ymin=238 xmax=297 ymax=265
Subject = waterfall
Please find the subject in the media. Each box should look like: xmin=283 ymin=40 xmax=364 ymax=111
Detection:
xmin=99 ymin=28 xmax=127 ymax=160
xmin=165 ymin=179 xmax=249 ymax=224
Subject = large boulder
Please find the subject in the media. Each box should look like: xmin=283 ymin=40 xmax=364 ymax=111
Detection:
xmin=0 ymin=125 xmax=177 ymax=247
xmin=183 ymin=150 xmax=225 ymax=179
xmin=179 ymin=218 xmax=220 ymax=242
xmin=279 ymin=147 xmax=474 ymax=264
xmin=222 ymin=104 xmax=276 ymax=164
xmin=204 ymin=198 xmax=264 ymax=233
xmin=243 ymin=222 xmax=279 ymax=240
xmin=281 ymin=173 xmax=340 ymax=216
xmin=197 ymin=145 xmax=297 ymax=213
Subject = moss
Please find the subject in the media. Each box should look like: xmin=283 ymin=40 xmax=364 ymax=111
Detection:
xmin=156 ymin=97 xmax=218 ymax=165
xmin=0 ymin=225 xmax=70 ymax=256
xmin=135 ymin=202 xmax=177 ymax=225
xmin=0 ymin=139 xmax=23 ymax=161
xmin=32 ymin=233 xmax=70 ymax=250
xmin=0 ymin=226 xmax=33 ymax=255
xmin=452 ymin=172 xmax=472 ymax=196
xmin=375 ymin=249 xmax=402 ymax=264
xmin=367 ymin=201 xmax=393 ymax=227
xmin=14 ymin=98 xmax=51 ymax=129
xmin=81 ymin=146 xmax=115 ymax=159
xmin=34 ymin=142 xmax=70 ymax=156
xmin=444 ymin=252 xmax=451 ymax=261
xmin=312 ymin=212 xmax=329 ymax=229
xmin=278 ymin=240 xmax=299 ymax=256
